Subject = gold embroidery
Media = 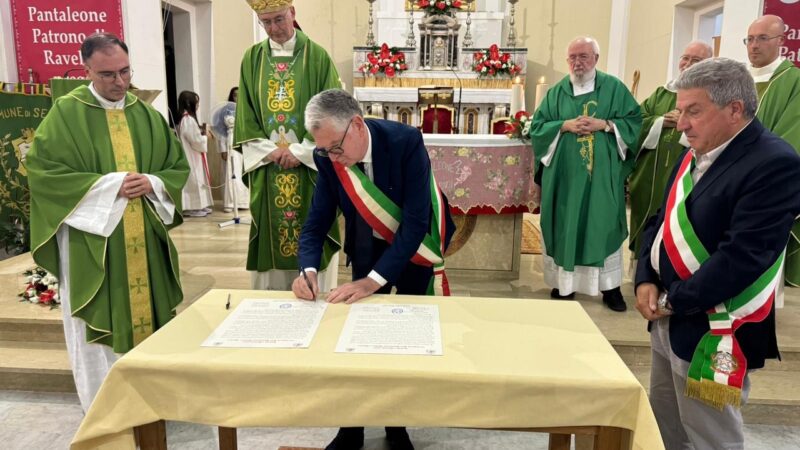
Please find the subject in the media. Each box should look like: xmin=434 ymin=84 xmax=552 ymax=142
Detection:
xmin=576 ymin=100 xmax=598 ymax=174
xmin=106 ymin=109 xmax=153 ymax=347
xmin=278 ymin=217 xmax=302 ymax=257
xmin=274 ymin=173 xmax=301 ymax=208
xmin=267 ymin=79 xmax=295 ymax=112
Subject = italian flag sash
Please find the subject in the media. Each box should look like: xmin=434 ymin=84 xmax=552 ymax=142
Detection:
xmin=332 ymin=162 xmax=450 ymax=296
xmin=663 ymin=151 xmax=784 ymax=409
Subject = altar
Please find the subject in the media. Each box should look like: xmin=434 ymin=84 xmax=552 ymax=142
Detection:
xmin=345 ymin=0 xmax=532 ymax=280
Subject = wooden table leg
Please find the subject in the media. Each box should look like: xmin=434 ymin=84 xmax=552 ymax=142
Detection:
xmin=219 ymin=426 xmax=238 ymax=450
xmin=134 ymin=420 xmax=167 ymax=450
xmin=594 ymin=426 xmax=624 ymax=450
xmin=548 ymin=433 xmax=572 ymax=450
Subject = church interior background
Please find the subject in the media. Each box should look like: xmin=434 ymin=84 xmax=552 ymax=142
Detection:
xmin=0 ymin=0 xmax=799 ymax=448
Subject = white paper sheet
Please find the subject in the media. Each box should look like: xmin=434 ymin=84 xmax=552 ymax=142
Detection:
xmin=202 ymin=298 xmax=327 ymax=348
xmin=335 ymin=304 xmax=442 ymax=355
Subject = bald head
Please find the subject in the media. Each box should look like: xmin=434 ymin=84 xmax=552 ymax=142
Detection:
xmin=746 ymin=14 xmax=786 ymax=68
xmin=678 ymin=41 xmax=713 ymax=73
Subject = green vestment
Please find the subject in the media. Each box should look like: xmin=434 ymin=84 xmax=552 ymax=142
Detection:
xmin=27 ymin=86 xmax=189 ymax=353
xmin=234 ymin=31 xmax=340 ymax=273
xmin=755 ymin=60 xmax=800 ymax=286
xmin=628 ymin=86 xmax=684 ymax=256
xmin=530 ymin=71 xmax=642 ymax=270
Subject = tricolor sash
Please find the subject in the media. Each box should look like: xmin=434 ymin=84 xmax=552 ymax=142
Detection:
xmin=332 ymin=162 xmax=450 ymax=296
xmin=662 ymin=151 xmax=784 ymax=409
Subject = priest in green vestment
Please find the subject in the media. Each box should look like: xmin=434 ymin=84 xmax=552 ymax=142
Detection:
xmin=236 ymin=0 xmax=341 ymax=291
xmin=26 ymin=34 xmax=188 ymax=412
xmin=746 ymin=15 xmax=800 ymax=289
xmin=529 ymin=37 xmax=642 ymax=312
xmin=629 ymin=41 xmax=712 ymax=257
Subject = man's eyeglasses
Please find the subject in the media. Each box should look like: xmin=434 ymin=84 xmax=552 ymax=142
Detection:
xmin=314 ymin=118 xmax=353 ymax=157
xmin=743 ymin=35 xmax=783 ymax=45
xmin=92 ymin=67 xmax=133 ymax=82
xmin=567 ymin=54 xmax=592 ymax=63
xmin=679 ymin=55 xmax=704 ymax=65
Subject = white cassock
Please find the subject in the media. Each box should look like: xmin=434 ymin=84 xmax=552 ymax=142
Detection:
xmin=219 ymin=114 xmax=250 ymax=211
xmin=178 ymin=116 xmax=214 ymax=211
xmin=57 ymin=83 xmax=177 ymax=413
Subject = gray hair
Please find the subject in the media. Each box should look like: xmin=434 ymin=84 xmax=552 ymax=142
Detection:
xmin=684 ymin=40 xmax=714 ymax=59
xmin=569 ymin=36 xmax=600 ymax=55
xmin=674 ymin=57 xmax=758 ymax=119
xmin=305 ymin=89 xmax=362 ymax=132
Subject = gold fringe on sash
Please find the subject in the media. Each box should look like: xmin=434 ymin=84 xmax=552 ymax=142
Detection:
xmin=685 ymin=378 xmax=742 ymax=411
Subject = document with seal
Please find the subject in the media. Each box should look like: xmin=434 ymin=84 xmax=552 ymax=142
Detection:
xmin=335 ymin=304 xmax=442 ymax=355
xmin=202 ymin=298 xmax=327 ymax=348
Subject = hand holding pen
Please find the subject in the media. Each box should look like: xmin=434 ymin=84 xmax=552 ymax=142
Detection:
xmin=292 ymin=268 xmax=318 ymax=301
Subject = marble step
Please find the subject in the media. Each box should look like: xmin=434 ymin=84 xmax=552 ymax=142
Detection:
xmin=613 ymin=341 xmax=800 ymax=372
xmin=0 ymin=341 xmax=75 ymax=392
xmin=0 ymin=316 xmax=65 ymax=344
xmin=628 ymin=366 xmax=800 ymax=426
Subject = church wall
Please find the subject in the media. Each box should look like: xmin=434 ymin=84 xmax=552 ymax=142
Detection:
xmin=515 ymin=0 xmax=614 ymax=110
xmin=211 ymin=0 xmax=256 ymax=105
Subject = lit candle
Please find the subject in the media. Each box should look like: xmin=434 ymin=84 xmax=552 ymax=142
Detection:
xmin=534 ymin=76 xmax=549 ymax=110
xmin=510 ymin=76 xmax=524 ymax=115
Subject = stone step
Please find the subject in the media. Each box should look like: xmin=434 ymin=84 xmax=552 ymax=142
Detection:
xmin=628 ymin=366 xmax=800 ymax=426
xmin=0 ymin=317 xmax=65 ymax=344
xmin=613 ymin=341 xmax=800 ymax=372
xmin=0 ymin=341 xmax=75 ymax=393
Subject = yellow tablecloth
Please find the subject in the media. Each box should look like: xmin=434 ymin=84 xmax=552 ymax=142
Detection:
xmin=71 ymin=290 xmax=664 ymax=450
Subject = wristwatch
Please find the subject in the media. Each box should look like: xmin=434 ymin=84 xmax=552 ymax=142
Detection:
xmin=657 ymin=292 xmax=673 ymax=315
xmin=603 ymin=120 xmax=612 ymax=133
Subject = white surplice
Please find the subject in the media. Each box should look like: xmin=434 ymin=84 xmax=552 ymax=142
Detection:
xmin=178 ymin=115 xmax=214 ymax=211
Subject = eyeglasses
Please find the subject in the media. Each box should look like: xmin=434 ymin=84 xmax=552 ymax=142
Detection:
xmin=567 ymin=54 xmax=592 ymax=63
xmin=314 ymin=118 xmax=353 ymax=158
xmin=260 ymin=11 xmax=289 ymax=28
xmin=743 ymin=35 xmax=783 ymax=45
xmin=679 ymin=55 xmax=704 ymax=65
xmin=91 ymin=67 xmax=133 ymax=82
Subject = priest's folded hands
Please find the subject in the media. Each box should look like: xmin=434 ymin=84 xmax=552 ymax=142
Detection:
xmin=118 ymin=172 xmax=153 ymax=199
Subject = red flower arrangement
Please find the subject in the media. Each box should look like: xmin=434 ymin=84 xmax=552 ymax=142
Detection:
xmin=473 ymin=44 xmax=521 ymax=77
xmin=19 ymin=266 xmax=60 ymax=309
xmin=359 ymin=43 xmax=408 ymax=78
xmin=416 ymin=0 xmax=463 ymax=15
xmin=504 ymin=110 xmax=532 ymax=140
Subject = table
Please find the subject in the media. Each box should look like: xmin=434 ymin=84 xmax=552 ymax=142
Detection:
xmin=71 ymin=290 xmax=664 ymax=450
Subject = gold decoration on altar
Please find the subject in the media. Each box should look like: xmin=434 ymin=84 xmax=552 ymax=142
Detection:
xmin=354 ymin=77 xmax=513 ymax=89
xmin=245 ymin=0 xmax=292 ymax=14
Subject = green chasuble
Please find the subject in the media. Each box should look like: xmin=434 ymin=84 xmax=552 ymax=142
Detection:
xmin=755 ymin=59 xmax=800 ymax=286
xmin=628 ymin=86 xmax=685 ymax=256
xmin=27 ymin=86 xmax=189 ymax=353
xmin=529 ymin=71 xmax=642 ymax=270
xmin=234 ymin=31 xmax=341 ymax=272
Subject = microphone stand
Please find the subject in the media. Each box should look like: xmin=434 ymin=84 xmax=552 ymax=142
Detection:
xmin=219 ymin=124 xmax=251 ymax=229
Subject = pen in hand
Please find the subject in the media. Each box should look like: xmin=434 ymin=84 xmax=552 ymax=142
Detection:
xmin=301 ymin=268 xmax=316 ymax=301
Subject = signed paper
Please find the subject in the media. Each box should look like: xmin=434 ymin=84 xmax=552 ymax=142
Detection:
xmin=202 ymin=298 xmax=327 ymax=348
xmin=335 ymin=304 xmax=442 ymax=355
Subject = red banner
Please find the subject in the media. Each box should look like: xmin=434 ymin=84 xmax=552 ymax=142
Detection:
xmin=11 ymin=0 xmax=124 ymax=83
xmin=763 ymin=0 xmax=800 ymax=67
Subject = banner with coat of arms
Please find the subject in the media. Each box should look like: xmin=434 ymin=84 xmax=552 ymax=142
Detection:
xmin=0 ymin=82 xmax=51 ymax=254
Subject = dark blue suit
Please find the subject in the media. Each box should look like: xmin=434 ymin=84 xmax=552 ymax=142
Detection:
xmin=299 ymin=119 xmax=455 ymax=295
xmin=636 ymin=119 xmax=800 ymax=368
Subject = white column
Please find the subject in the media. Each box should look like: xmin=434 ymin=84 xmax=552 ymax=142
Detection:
xmin=606 ymin=0 xmax=631 ymax=78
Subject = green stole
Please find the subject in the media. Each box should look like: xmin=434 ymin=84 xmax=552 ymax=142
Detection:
xmin=27 ymin=86 xmax=188 ymax=353
xmin=234 ymin=32 xmax=341 ymax=272
xmin=754 ymin=60 xmax=800 ymax=287
xmin=628 ymin=86 xmax=684 ymax=256
xmin=529 ymin=71 xmax=642 ymax=270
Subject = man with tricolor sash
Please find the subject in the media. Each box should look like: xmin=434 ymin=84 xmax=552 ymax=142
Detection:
xmin=293 ymin=89 xmax=455 ymax=450
xmin=26 ymin=34 xmax=189 ymax=413
xmin=635 ymin=58 xmax=800 ymax=449
xmin=744 ymin=15 xmax=800 ymax=292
